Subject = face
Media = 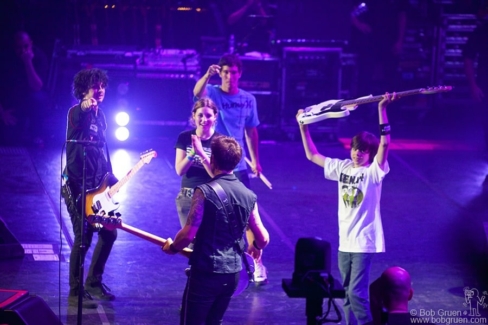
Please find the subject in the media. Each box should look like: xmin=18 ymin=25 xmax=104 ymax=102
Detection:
xmin=193 ymin=106 xmax=217 ymax=131
xmin=14 ymin=33 xmax=33 ymax=57
xmin=351 ymin=147 xmax=370 ymax=167
xmin=219 ymin=65 xmax=241 ymax=89
xmin=84 ymin=82 xmax=106 ymax=103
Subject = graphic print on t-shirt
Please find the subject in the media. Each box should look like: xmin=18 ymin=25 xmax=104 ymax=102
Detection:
xmin=340 ymin=172 xmax=365 ymax=208
xmin=221 ymin=97 xmax=253 ymax=129
xmin=187 ymin=146 xmax=210 ymax=169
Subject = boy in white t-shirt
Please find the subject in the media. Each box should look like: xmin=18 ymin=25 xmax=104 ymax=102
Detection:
xmin=296 ymin=93 xmax=397 ymax=325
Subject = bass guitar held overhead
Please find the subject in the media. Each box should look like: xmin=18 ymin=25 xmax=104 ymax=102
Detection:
xmin=297 ymin=86 xmax=453 ymax=125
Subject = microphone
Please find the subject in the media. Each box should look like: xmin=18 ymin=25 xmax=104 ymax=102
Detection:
xmin=66 ymin=139 xmax=105 ymax=146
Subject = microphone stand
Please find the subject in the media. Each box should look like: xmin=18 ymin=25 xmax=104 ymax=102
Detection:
xmin=66 ymin=139 xmax=104 ymax=324
xmin=77 ymin=143 xmax=89 ymax=325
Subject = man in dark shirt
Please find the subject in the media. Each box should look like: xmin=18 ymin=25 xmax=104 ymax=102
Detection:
xmin=218 ymin=0 xmax=273 ymax=54
xmin=350 ymin=0 xmax=409 ymax=96
xmin=163 ymin=135 xmax=270 ymax=324
xmin=0 ymin=31 xmax=49 ymax=146
xmin=463 ymin=20 xmax=488 ymax=153
xmin=62 ymin=68 xmax=117 ymax=309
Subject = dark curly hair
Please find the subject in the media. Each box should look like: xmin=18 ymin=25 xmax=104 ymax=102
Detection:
xmin=72 ymin=68 xmax=108 ymax=100
xmin=211 ymin=135 xmax=242 ymax=172
xmin=218 ymin=53 xmax=243 ymax=73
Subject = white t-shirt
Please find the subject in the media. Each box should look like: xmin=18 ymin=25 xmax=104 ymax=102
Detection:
xmin=324 ymin=157 xmax=390 ymax=253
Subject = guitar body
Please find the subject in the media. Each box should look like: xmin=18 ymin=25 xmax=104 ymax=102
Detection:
xmin=85 ymin=173 xmax=119 ymax=217
xmin=83 ymin=149 xmax=157 ymax=225
xmin=298 ymin=99 xmax=351 ymax=125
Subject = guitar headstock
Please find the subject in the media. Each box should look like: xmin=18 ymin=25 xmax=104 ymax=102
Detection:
xmin=140 ymin=149 xmax=157 ymax=164
xmin=87 ymin=215 xmax=122 ymax=231
xmin=420 ymin=86 xmax=453 ymax=94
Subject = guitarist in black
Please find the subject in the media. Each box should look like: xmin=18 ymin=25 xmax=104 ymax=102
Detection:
xmin=61 ymin=68 xmax=117 ymax=309
xmin=163 ymin=135 xmax=270 ymax=325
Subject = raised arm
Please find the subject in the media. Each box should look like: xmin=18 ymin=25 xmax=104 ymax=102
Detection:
xmin=193 ymin=65 xmax=220 ymax=98
xmin=375 ymin=93 xmax=395 ymax=170
xmin=296 ymin=110 xmax=326 ymax=167
xmin=245 ymin=126 xmax=262 ymax=175
xmin=191 ymin=135 xmax=213 ymax=177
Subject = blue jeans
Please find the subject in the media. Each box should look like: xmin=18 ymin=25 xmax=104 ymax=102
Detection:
xmin=338 ymin=251 xmax=374 ymax=325
xmin=180 ymin=269 xmax=239 ymax=325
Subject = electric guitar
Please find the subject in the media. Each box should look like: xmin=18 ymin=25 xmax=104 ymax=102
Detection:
xmin=297 ymin=86 xmax=453 ymax=125
xmin=85 ymin=150 xmax=157 ymax=222
xmin=86 ymin=214 xmax=255 ymax=297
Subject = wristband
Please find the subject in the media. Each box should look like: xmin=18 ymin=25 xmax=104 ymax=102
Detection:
xmin=187 ymin=149 xmax=196 ymax=161
xmin=252 ymin=240 xmax=262 ymax=250
xmin=169 ymin=243 xmax=180 ymax=253
xmin=380 ymin=123 xmax=391 ymax=136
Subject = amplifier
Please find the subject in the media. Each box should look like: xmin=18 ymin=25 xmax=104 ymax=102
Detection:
xmin=280 ymin=47 xmax=342 ymax=136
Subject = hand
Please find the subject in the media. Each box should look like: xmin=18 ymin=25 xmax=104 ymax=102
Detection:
xmin=191 ymin=134 xmax=204 ymax=157
xmin=469 ymin=84 xmax=485 ymax=102
xmin=0 ymin=104 xmax=17 ymax=126
xmin=296 ymin=109 xmax=307 ymax=128
xmin=250 ymin=159 xmax=262 ymax=176
xmin=162 ymin=238 xmax=177 ymax=255
xmin=81 ymin=98 xmax=97 ymax=111
xmin=379 ymin=92 xmax=397 ymax=109
xmin=206 ymin=64 xmax=221 ymax=78
xmin=247 ymin=244 xmax=262 ymax=261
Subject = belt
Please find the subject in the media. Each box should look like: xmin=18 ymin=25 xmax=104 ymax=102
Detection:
xmin=181 ymin=187 xmax=194 ymax=198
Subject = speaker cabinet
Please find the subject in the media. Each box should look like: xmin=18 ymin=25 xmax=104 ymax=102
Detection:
xmin=0 ymin=218 xmax=24 ymax=260
xmin=0 ymin=290 xmax=61 ymax=325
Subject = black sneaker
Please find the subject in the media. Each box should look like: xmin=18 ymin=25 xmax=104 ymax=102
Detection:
xmin=85 ymin=283 xmax=116 ymax=301
xmin=68 ymin=292 xmax=98 ymax=309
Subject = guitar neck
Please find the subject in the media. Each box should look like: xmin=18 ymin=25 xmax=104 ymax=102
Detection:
xmin=341 ymin=88 xmax=425 ymax=106
xmin=119 ymin=223 xmax=192 ymax=258
xmin=108 ymin=160 xmax=145 ymax=197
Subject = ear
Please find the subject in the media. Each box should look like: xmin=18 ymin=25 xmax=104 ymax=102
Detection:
xmin=408 ymin=288 xmax=413 ymax=301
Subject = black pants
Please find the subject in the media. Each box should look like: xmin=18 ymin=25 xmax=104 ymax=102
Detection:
xmin=180 ymin=270 xmax=239 ymax=325
xmin=63 ymin=186 xmax=117 ymax=295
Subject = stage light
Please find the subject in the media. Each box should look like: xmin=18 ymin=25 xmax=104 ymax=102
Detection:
xmin=115 ymin=112 xmax=130 ymax=127
xmin=115 ymin=127 xmax=129 ymax=141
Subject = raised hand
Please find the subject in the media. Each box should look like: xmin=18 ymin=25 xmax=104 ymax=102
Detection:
xmin=206 ymin=64 xmax=221 ymax=78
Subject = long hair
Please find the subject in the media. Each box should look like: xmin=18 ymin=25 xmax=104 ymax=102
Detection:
xmin=189 ymin=97 xmax=219 ymax=127
xmin=72 ymin=68 xmax=108 ymax=100
xmin=351 ymin=131 xmax=379 ymax=163
xmin=211 ymin=136 xmax=242 ymax=172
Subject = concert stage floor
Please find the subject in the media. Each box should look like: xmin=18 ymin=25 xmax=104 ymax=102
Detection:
xmin=1 ymin=104 xmax=487 ymax=325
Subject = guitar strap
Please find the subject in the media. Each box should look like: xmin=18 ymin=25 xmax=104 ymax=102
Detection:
xmin=104 ymin=143 xmax=113 ymax=174
xmin=207 ymin=180 xmax=254 ymax=282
